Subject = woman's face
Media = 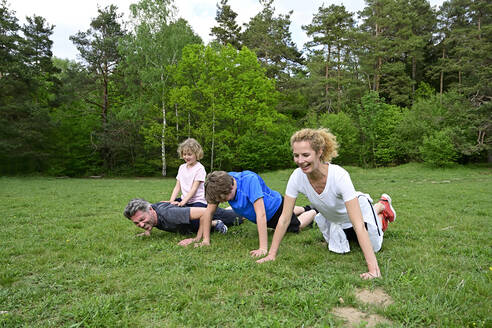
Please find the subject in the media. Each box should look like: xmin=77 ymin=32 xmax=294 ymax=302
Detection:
xmin=292 ymin=141 xmax=322 ymax=174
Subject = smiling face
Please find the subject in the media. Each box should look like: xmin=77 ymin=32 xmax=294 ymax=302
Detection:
xmin=292 ymin=140 xmax=323 ymax=175
xmin=182 ymin=150 xmax=197 ymax=166
xmin=130 ymin=208 xmax=156 ymax=231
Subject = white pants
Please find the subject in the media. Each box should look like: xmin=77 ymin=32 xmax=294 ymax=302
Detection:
xmin=315 ymin=192 xmax=383 ymax=254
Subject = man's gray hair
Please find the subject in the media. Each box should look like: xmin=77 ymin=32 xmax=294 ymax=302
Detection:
xmin=124 ymin=198 xmax=151 ymax=219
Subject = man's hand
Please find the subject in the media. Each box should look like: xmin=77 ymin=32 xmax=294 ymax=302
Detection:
xmin=250 ymin=248 xmax=267 ymax=257
xmin=256 ymin=254 xmax=276 ymax=263
xmin=178 ymin=238 xmax=196 ymax=246
xmin=136 ymin=230 xmax=151 ymax=237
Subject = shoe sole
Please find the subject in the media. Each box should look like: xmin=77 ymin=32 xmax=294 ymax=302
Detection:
xmin=381 ymin=193 xmax=396 ymax=222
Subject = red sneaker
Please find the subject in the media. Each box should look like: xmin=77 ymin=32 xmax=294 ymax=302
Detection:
xmin=379 ymin=194 xmax=396 ymax=223
xmin=381 ymin=215 xmax=388 ymax=232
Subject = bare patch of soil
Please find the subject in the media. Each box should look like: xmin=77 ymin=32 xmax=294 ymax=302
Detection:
xmin=355 ymin=288 xmax=394 ymax=307
xmin=332 ymin=307 xmax=391 ymax=327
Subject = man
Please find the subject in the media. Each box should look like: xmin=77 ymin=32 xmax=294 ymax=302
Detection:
xmin=123 ymin=198 xmax=242 ymax=236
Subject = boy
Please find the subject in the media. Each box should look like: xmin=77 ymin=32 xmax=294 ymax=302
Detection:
xmin=178 ymin=171 xmax=317 ymax=257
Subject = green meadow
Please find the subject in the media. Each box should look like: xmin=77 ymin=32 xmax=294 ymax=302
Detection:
xmin=1 ymin=163 xmax=491 ymax=327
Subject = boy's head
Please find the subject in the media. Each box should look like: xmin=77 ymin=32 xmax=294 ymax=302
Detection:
xmin=205 ymin=171 xmax=234 ymax=204
xmin=177 ymin=138 xmax=203 ymax=160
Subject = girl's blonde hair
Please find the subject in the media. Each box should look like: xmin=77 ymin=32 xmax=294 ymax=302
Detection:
xmin=177 ymin=138 xmax=203 ymax=160
xmin=290 ymin=128 xmax=339 ymax=162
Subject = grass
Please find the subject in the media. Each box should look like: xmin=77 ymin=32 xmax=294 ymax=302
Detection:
xmin=0 ymin=163 xmax=491 ymax=327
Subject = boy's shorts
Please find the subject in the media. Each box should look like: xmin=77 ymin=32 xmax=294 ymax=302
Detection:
xmin=266 ymin=197 xmax=300 ymax=233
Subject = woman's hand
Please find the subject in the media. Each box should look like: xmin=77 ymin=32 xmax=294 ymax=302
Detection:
xmin=250 ymin=248 xmax=267 ymax=257
xmin=360 ymin=269 xmax=381 ymax=280
xmin=256 ymin=254 xmax=276 ymax=263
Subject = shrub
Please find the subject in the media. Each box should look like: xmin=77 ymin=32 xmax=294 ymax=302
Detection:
xmin=420 ymin=128 xmax=458 ymax=167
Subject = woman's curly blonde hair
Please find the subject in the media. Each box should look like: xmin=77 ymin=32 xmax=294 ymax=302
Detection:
xmin=290 ymin=128 xmax=338 ymax=162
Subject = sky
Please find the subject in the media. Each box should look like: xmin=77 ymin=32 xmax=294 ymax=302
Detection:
xmin=9 ymin=0 xmax=445 ymax=61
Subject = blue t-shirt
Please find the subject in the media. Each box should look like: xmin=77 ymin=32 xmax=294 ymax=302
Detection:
xmin=228 ymin=171 xmax=282 ymax=223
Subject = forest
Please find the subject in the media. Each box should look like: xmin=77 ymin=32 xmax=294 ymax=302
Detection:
xmin=0 ymin=0 xmax=490 ymax=176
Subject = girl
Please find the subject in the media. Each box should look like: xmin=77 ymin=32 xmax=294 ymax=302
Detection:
xmin=257 ymin=128 xmax=396 ymax=279
xmin=169 ymin=138 xmax=207 ymax=207
xmin=169 ymin=138 xmax=241 ymax=233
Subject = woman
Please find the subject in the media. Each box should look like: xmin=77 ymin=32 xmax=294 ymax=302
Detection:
xmin=257 ymin=128 xmax=396 ymax=279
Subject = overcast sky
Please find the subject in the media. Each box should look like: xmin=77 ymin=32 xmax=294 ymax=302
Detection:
xmin=9 ymin=0 xmax=444 ymax=61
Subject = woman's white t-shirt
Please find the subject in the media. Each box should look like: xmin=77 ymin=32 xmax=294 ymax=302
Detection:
xmin=285 ymin=164 xmax=357 ymax=229
xmin=285 ymin=164 xmax=382 ymax=253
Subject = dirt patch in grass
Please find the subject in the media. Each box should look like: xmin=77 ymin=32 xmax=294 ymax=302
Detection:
xmin=331 ymin=288 xmax=393 ymax=327
xmin=355 ymin=287 xmax=393 ymax=307
xmin=332 ymin=307 xmax=391 ymax=327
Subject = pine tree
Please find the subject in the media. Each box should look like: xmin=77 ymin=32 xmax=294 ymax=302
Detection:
xmin=210 ymin=0 xmax=241 ymax=49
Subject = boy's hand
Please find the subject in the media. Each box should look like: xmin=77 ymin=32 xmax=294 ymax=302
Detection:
xmin=256 ymin=254 xmax=276 ymax=263
xmin=178 ymin=238 xmax=195 ymax=246
xmin=194 ymin=240 xmax=210 ymax=247
xmin=250 ymin=248 xmax=267 ymax=257
xmin=178 ymin=200 xmax=186 ymax=207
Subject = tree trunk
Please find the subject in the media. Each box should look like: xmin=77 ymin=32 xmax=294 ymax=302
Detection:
xmin=337 ymin=45 xmax=341 ymax=113
xmin=325 ymin=46 xmax=331 ymax=113
xmin=161 ymin=73 xmax=167 ymax=177
xmin=161 ymin=100 xmax=167 ymax=177
xmin=412 ymin=56 xmax=416 ymax=97
xmin=440 ymin=47 xmax=445 ymax=104
xmin=210 ymin=100 xmax=215 ymax=171
xmin=175 ymin=103 xmax=179 ymax=141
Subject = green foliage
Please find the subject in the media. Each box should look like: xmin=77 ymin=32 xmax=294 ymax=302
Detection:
xmin=398 ymin=92 xmax=489 ymax=164
xmin=170 ymin=43 xmax=289 ymax=172
xmin=306 ymin=111 xmax=360 ymax=165
xmin=420 ymin=128 xmax=458 ymax=167
xmin=357 ymin=92 xmax=406 ymax=166
xmin=210 ymin=0 xmax=242 ymax=49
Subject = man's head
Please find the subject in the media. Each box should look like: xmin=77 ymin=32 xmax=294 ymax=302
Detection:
xmin=205 ymin=171 xmax=235 ymax=204
xmin=123 ymin=198 xmax=157 ymax=231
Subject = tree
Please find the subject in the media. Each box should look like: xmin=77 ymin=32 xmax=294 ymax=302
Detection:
xmin=70 ymin=5 xmax=126 ymax=169
xmin=242 ymin=0 xmax=303 ymax=81
xmin=170 ymin=44 xmax=292 ymax=172
xmin=70 ymin=5 xmax=125 ymax=126
xmin=210 ymin=0 xmax=241 ymax=49
xmin=0 ymin=2 xmax=57 ymax=173
xmin=303 ymin=4 xmax=356 ymax=113
xmin=121 ymin=0 xmax=201 ymax=176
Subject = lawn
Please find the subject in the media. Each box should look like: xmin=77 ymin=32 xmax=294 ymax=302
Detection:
xmin=1 ymin=163 xmax=491 ymax=327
